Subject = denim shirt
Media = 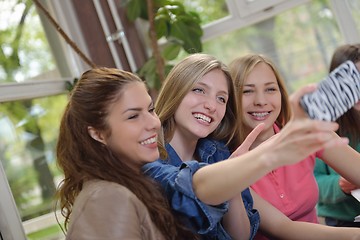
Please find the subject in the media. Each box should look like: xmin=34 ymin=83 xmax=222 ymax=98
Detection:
xmin=142 ymin=138 xmax=260 ymax=239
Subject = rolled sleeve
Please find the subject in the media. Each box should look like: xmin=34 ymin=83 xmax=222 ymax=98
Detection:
xmin=142 ymin=160 xmax=228 ymax=234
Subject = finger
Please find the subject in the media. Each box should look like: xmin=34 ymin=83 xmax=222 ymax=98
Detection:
xmin=289 ymin=84 xmax=317 ymax=103
xmin=309 ymin=135 xmax=348 ymax=151
xmin=281 ymin=132 xmax=347 ymax=159
xmin=289 ymin=84 xmax=317 ymax=120
xmin=305 ymin=120 xmax=339 ymax=132
xmin=231 ymin=123 xmax=265 ymax=157
xmin=281 ymin=119 xmax=339 ymax=140
xmin=242 ymin=123 xmax=265 ymax=149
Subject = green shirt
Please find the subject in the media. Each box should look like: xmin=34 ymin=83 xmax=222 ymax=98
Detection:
xmin=314 ymin=143 xmax=360 ymax=222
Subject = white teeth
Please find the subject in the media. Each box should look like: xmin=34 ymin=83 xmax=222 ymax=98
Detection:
xmin=193 ymin=113 xmax=211 ymax=123
xmin=251 ymin=112 xmax=269 ymax=117
xmin=140 ymin=136 xmax=156 ymax=145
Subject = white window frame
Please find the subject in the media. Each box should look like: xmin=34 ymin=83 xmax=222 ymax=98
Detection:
xmin=0 ymin=161 xmax=26 ymax=240
xmin=202 ymin=0 xmax=360 ymax=43
xmin=0 ymin=1 xmax=359 ymax=239
xmin=234 ymin=0 xmax=287 ymax=18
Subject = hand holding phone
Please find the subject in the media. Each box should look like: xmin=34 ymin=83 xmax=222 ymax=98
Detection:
xmin=300 ymin=60 xmax=360 ymax=121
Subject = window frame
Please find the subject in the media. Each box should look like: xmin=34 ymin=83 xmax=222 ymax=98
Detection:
xmin=0 ymin=1 xmax=359 ymax=239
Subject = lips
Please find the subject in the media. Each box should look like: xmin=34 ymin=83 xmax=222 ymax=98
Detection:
xmin=249 ymin=111 xmax=270 ymax=120
xmin=193 ymin=113 xmax=212 ymax=123
xmin=140 ymin=135 xmax=157 ymax=145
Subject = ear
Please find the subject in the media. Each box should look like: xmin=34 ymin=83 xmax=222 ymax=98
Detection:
xmin=87 ymin=126 xmax=106 ymax=145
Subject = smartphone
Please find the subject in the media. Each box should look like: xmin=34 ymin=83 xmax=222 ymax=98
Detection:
xmin=300 ymin=60 xmax=360 ymax=121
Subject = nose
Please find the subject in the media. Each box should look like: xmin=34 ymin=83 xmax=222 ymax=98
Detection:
xmin=146 ymin=112 xmax=161 ymax=131
xmin=204 ymin=97 xmax=216 ymax=112
xmin=254 ymin=92 xmax=267 ymax=106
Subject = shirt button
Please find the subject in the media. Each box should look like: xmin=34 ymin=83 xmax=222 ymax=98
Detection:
xmin=280 ymin=194 xmax=284 ymax=199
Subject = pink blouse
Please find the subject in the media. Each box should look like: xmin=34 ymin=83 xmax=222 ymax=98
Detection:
xmin=251 ymin=124 xmax=323 ymax=240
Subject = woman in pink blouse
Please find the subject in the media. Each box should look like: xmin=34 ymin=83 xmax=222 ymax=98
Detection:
xmin=229 ymin=53 xmax=360 ymax=240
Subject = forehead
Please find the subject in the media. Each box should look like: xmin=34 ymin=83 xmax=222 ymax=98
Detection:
xmin=196 ymin=69 xmax=229 ymax=92
xmin=245 ymin=62 xmax=278 ymax=85
xmin=110 ymin=82 xmax=150 ymax=110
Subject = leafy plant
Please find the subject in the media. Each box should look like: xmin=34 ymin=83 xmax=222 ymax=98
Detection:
xmin=123 ymin=0 xmax=203 ymax=90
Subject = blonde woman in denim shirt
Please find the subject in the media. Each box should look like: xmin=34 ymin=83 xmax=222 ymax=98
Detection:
xmin=142 ymin=53 xmax=360 ymax=239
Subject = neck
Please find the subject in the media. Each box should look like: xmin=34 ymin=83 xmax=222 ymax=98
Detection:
xmin=169 ymin=131 xmax=198 ymax=162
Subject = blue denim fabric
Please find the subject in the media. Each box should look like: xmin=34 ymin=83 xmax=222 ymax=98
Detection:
xmin=142 ymin=138 xmax=260 ymax=239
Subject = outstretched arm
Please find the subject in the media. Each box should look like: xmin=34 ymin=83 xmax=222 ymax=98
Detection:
xmin=320 ymin=135 xmax=360 ymax=186
xmin=251 ymin=189 xmax=360 ymax=240
xmin=290 ymin=84 xmax=360 ymax=186
xmin=193 ymin=118 xmax=346 ymax=205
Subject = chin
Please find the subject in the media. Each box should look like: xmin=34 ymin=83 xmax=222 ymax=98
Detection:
xmin=142 ymin=153 xmax=159 ymax=163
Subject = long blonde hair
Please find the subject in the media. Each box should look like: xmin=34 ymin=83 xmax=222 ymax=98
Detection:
xmin=156 ymin=53 xmax=240 ymax=154
xmin=229 ymin=54 xmax=291 ymax=143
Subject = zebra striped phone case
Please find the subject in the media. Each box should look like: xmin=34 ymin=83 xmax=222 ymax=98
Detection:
xmin=300 ymin=60 xmax=360 ymax=121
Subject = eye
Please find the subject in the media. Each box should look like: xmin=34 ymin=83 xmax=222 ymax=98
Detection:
xmin=217 ymin=96 xmax=227 ymax=104
xmin=149 ymin=107 xmax=156 ymax=114
xmin=266 ymin=87 xmax=278 ymax=93
xmin=128 ymin=114 xmax=139 ymax=120
xmin=243 ymin=89 xmax=253 ymax=95
xmin=192 ymin=87 xmax=205 ymax=94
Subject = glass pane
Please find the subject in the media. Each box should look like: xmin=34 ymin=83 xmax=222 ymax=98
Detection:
xmin=0 ymin=0 xmax=58 ymax=84
xmin=0 ymin=94 xmax=68 ymax=239
xmin=179 ymin=0 xmax=229 ymax=25
xmin=203 ymin=0 xmax=346 ymax=92
xmin=349 ymin=0 xmax=360 ymax=34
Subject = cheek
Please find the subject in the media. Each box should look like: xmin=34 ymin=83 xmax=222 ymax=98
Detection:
xmin=274 ymin=94 xmax=282 ymax=108
xmin=219 ymin=104 xmax=227 ymax=118
xmin=241 ymin=97 xmax=252 ymax=113
xmin=173 ymin=111 xmax=180 ymax=124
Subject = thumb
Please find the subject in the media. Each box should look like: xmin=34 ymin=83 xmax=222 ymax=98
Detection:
xmin=289 ymin=84 xmax=317 ymax=120
xmin=290 ymin=84 xmax=317 ymax=103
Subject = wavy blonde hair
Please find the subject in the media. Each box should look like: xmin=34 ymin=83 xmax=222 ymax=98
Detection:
xmin=156 ymin=53 xmax=240 ymax=155
xmin=229 ymin=54 xmax=291 ymax=143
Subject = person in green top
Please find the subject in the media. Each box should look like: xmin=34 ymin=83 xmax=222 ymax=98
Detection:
xmin=314 ymin=43 xmax=360 ymax=227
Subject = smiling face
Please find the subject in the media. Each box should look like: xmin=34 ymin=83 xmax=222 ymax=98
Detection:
xmin=242 ymin=62 xmax=282 ymax=137
xmin=171 ymin=69 xmax=229 ymax=143
xmin=90 ymin=81 xmax=161 ymax=168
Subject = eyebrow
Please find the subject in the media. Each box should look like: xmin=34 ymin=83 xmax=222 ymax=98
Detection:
xmin=196 ymin=82 xmax=229 ymax=95
xmin=122 ymin=102 xmax=154 ymax=114
xmin=244 ymin=81 xmax=277 ymax=87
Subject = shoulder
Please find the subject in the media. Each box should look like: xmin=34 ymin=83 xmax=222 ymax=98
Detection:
xmin=198 ymin=138 xmax=230 ymax=163
xmin=75 ymin=179 xmax=145 ymax=214
xmin=198 ymin=138 xmax=228 ymax=150
xmin=67 ymin=180 xmax=163 ymax=239
xmin=69 ymin=179 xmax=148 ymax=226
xmin=83 ymin=179 xmax=137 ymax=199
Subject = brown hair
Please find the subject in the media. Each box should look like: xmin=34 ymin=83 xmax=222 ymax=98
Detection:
xmin=56 ymin=67 xmax=194 ymax=239
xmin=155 ymin=53 xmax=240 ymax=154
xmin=329 ymin=44 xmax=360 ymax=146
xmin=229 ymin=54 xmax=291 ymax=143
